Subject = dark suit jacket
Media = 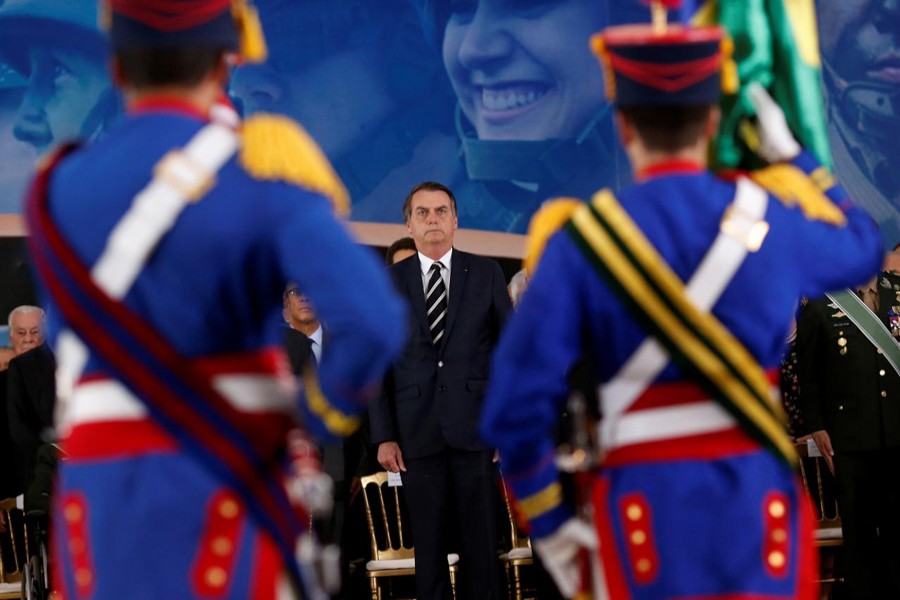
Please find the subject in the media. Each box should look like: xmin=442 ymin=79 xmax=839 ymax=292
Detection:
xmin=284 ymin=326 xmax=374 ymax=482
xmin=7 ymin=343 xmax=56 ymax=494
xmin=0 ymin=370 xmax=16 ymax=498
xmin=369 ymin=249 xmax=512 ymax=458
xmin=283 ymin=327 xmax=313 ymax=376
xmin=797 ymin=292 xmax=900 ymax=453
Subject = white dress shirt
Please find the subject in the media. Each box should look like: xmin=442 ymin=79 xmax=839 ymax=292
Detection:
xmin=417 ymin=248 xmax=452 ymax=295
xmin=308 ymin=325 xmax=323 ymax=364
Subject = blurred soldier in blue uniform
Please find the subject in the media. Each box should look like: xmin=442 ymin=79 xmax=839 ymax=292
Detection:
xmin=481 ymin=6 xmax=883 ymax=600
xmin=22 ymin=1 xmax=405 ymax=598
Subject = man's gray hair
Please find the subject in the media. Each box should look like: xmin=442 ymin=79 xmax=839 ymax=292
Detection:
xmin=7 ymin=305 xmax=46 ymax=329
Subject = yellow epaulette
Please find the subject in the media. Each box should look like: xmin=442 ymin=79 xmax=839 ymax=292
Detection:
xmin=232 ymin=0 xmax=268 ymax=64
xmin=523 ymin=197 xmax=584 ymax=275
xmin=239 ymin=113 xmax=350 ymax=217
xmin=749 ymin=164 xmax=846 ymax=227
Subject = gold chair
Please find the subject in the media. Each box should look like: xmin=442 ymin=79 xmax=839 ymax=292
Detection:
xmin=0 ymin=498 xmax=24 ymax=600
xmin=795 ymin=440 xmax=843 ymax=595
xmin=498 ymin=475 xmax=535 ymax=600
xmin=360 ymin=472 xmax=458 ymax=600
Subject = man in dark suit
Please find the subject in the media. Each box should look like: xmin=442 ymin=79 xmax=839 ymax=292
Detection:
xmin=370 ymin=181 xmax=511 ymax=600
xmin=797 ymin=258 xmax=900 ymax=599
xmin=282 ymin=284 xmax=375 ymax=596
xmin=5 ymin=306 xmax=55 ymax=496
xmin=282 ymin=283 xmax=319 ymax=376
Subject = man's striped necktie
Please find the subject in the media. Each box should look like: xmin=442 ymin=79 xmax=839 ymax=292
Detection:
xmin=426 ymin=261 xmax=448 ymax=348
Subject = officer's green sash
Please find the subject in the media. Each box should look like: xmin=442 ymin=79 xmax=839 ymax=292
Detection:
xmin=826 ymin=288 xmax=900 ymax=377
xmin=566 ymin=190 xmax=796 ymax=467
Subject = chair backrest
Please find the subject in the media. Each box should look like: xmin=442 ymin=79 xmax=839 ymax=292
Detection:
xmin=795 ymin=441 xmax=841 ymax=528
xmin=0 ymin=497 xmax=24 ymax=587
xmin=498 ymin=474 xmax=531 ymax=552
xmin=360 ymin=472 xmax=415 ymax=562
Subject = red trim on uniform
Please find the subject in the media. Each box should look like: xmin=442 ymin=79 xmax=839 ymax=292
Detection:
xmin=593 ymin=477 xmax=633 ymax=600
xmin=251 ymin=529 xmax=282 ymax=600
xmin=77 ymin=372 xmax=110 ymax=385
xmin=603 ymin=427 xmax=760 ymax=468
xmin=235 ymin=413 xmax=296 ymax=460
xmin=60 ymin=493 xmax=96 ymax=599
xmin=77 ymin=348 xmax=288 ymax=385
xmin=192 ymin=347 xmax=286 ymax=376
xmin=64 ymin=414 xmax=295 ymax=462
xmin=109 ymin=0 xmax=230 ymax=31
xmin=716 ymin=169 xmax=747 ymax=182
xmin=51 ymin=498 xmax=75 ymax=600
xmin=796 ymin=483 xmax=820 ymax=600
xmin=191 ymin=490 xmax=246 ymax=598
xmin=64 ymin=420 xmax=179 ymax=460
xmin=761 ymin=492 xmax=790 ymax=579
xmin=629 ymin=370 xmax=780 ymax=411
xmin=603 ymin=24 xmax=724 ymax=46
xmin=608 ymin=52 xmax=722 ymax=93
xmin=128 ymin=95 xmax=210 ymax=120
xmin=618 ymin=493 xmax=660 ymax=585
xmin=671 ymin=595 xmax=807 ymax=599
xmin=636 ymin=159 xmax=705 ymax=181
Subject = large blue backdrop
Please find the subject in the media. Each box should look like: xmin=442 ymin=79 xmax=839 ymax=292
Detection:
xmin=0 ymin=0 xmax=896 ymax=246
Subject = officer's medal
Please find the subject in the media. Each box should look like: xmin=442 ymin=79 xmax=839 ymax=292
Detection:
xmin=890 ymin=307 xmax=900 ymax=339
xmin=837 ymin=335 xmax=848 ymax=355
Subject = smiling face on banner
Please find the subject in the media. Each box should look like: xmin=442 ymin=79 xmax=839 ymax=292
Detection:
xmin=441 ymin=0 xmax=607 ymax=142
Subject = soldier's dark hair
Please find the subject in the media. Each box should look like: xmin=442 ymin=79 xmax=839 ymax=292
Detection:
xmin=619 ymin=105 xmax=714 ymax=154
xmin=115 ymin=48 xmax=226 ymax=90
xmin=402 ymin=181 xmax=457 ymax=222
xmin=386 ymin=237 xmax=417 ymax=265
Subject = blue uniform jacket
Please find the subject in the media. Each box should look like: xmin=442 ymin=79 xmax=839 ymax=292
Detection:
xmin=34 ymin=101 xmax=406 ymax=599
xmin=481 ymin=160 xmax=882 ymax=539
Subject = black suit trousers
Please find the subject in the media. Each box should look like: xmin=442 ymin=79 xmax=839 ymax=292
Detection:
xmin=403 ymin=448 xmax=501 ymax=600
xmin=834 ymin=448 xmax=900 ymax=600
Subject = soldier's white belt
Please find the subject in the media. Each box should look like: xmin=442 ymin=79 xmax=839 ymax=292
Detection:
xmin=64 ymin=374 xmax=294 ymax=430
xmin=599 ymin=400 xmax=737 ymax=453
xmin=599 ymin=176 xmax=769 ymax=424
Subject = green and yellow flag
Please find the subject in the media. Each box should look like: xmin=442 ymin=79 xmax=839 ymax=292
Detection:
xmin=690 ymin=0 xmax=832 ymax=170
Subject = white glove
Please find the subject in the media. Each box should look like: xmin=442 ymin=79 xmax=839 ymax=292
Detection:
xmin=533 ymin=517 xmax=599 ymax=599
xmin=747 ymin=82 xmax=801 ymax=163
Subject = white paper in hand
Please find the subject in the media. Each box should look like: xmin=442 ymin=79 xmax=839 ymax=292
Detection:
xmin=387 ymin=471 xmax=403 ymax=487
xmin=806 ymin=438 xmax=822 ymax=458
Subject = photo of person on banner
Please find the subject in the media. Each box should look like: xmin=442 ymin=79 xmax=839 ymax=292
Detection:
xmin=0 ymin=0 xmax=119 ymax=156
xmin=413 ymin=0 xmax=649 ymax=233
xmin=229 ymin=0 xmax=460 ymax=221
xmin=817 ymin=0 xmax=900 ymax=247
xmin=0 ymin=0 xmax=120 ymax=212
